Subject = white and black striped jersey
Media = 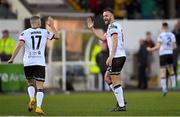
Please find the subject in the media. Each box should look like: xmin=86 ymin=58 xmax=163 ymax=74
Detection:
xmin=105 ymin=21 xmax=126 ymax=58
xmin=157 ymin=32 xmax=176 ymax=56
xmin=19 ymin=28 xmax=54 ymax=66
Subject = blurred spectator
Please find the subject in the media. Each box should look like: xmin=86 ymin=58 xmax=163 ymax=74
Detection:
xmin=144 ymin=32 xmax=155 ymax=48
xmin=0 ymin=0 xmax=9 ymax=8
xmin=176 ymin=0 xmax=180 ymax=18
xmin=137 ymin=39 xmax=148 ymax=89
xmin=89 ymin=43 xmax=101 ymax=89
xmin=140 ymin=0 xmax=157 ymax=19
xmin=0 ymin=0 xmax=9 ymax=18
xmin=0 ymin=0 xmax=16 ymax=19
xmin=114 ymin=0 xmax=127 ymax=19
xmin=77 ymin=0 xmax=89 ymax=12
xmin=144 ymin=32 xmax=155 ymax=78
xmin=75 ymin=0 xmax=178 ymax=19
xmin=77 ymin=0 xmax=114 ymax=14
xmin=0 ymin=30 xmax=15 ymax=62
xmin=126 ymin=0 xmax=141 ymax=19
xmin=96 ymin=40 xmax=109 ymax=91
xmin=89 ymin=0 xmax=103 ymax=16
xmin=156 ymin=0 xmax=169 ymax=19
xmin=172 ymin=20 xmax=180 ymax=76
xmin=103 ymin=0 xmax=114 ymax=10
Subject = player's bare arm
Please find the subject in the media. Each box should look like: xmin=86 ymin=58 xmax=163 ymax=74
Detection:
xmin=8 ymin=40 xmax=25 ymax=64
xmin=172 ymin=42 xmax=177 ymax=50
xmin=47 ymin=16 xmax=60 ymax=39
xmin=87 ymin=17 xmax=106 ymax=41
xmin=106 ymin=33 xmax=118 ymax=66
xmin=147 ymin=42 xmax=161 ymax=52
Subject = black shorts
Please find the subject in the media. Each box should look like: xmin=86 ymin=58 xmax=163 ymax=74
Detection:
xmin=24 ymin=65 xmax=45 ymax=82
xmin=160 ymin=54 xmax=173 ymax=67
xmin=107 ymin=56 xmax=126 ymax=75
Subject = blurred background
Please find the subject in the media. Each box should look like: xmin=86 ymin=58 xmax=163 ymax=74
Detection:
xmin=0 ymin=0 xmax=179 ymax=93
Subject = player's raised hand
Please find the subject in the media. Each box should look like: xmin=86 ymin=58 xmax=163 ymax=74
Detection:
xmin=87 ymin=17 xmax=94 ymax=29
xmin=47 ymin=16 xmax=54 ymax=28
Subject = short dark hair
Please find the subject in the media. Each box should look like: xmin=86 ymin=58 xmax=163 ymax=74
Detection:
xmin=30 ymin=16 xmax=41 ymax=22
xmin=146 ymin=31 xmax=151 ymax=35
xmin=162 ymin=22 xmax=168 ymax=27
xmin=103 ymin=8 xmax=114 ymax=14
xmin=2 ymin=30 xmax=9 ymax=34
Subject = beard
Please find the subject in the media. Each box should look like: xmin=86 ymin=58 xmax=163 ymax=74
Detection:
xmin=104 ymin=19 xmax=111 ymax=25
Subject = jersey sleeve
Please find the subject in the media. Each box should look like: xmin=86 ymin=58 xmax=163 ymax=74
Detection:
xmin=171 ymin=34 xmax=176 ymax=42
xmin=109 ymin=23 xmax=119 ymax=36
xmin=157 ymin=34 xmax=163 ymax=43
xmin=19 ymin=31 xmax=26 ymax=43
xmin=47 ymin=31 xmax=55 ymax=40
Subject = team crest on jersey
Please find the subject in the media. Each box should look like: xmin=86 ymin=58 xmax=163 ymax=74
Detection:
xmin=21 ymin=33 xmax=24 ymax=36
xmin=109 ymin=24 xmax=117 ymax=29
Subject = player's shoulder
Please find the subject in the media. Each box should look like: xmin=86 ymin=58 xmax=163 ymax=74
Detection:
xmin=158 ymin=32 xmax=165 ymax=40
xmin=162 ymin=32 xmax=175 ymax=37
xmin=39 ymin=28 xmax=47 ymax=31
xmin=160 ymin=32 xmax=165 ymax=35
xmin=168 ymin=32 xmax=175 ymax=36
xmin=159 ymin=32 xmax=166 ymax=37
xmin=111 ymin=21 xmax=120 ymax=26
xmin=109 ymin=21 xmax=120 ymax=29
xmin=20 ymin=28 xmax=31 ymax=36
xmin=38 ymin=28 xmax=48 ymax=34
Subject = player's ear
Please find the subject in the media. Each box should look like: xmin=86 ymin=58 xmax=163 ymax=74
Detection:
xmin=110 ymin=14 xmax=113 ymax=19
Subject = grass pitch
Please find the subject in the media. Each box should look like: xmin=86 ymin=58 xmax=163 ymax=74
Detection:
xmin=0 ymin=91 xmax=180 ymax=116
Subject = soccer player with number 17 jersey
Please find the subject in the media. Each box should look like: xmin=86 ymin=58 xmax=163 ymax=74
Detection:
xmin=8 ymin=16 xmax=60 ymax=115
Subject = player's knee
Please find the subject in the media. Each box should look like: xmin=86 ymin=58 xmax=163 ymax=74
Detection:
xmin=27 ymin=79 xmax=34 ymax=85
xmin=104 ymin=75 xmax=111 ymax=83
xmin=112 ymin=79 xmax=121 ymax=86
xmin=27 ymin=80 xmax=34 ymax=87
xmin=169 ymin=70 xmax=175 ymax=76
xmin=160 ymin=69 xmax=166 ymax=78
xmin=168 ymin=66 xmax=175 ymax=75
xmin=111 ymin=75 xmax=121 ymax=85
xmin=160 ymin=74 xmax=166 ymax=79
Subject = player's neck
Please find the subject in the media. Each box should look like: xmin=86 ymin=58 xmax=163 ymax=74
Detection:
xmin=31 ymin=24 xmax=40 ymax=29
xmin=110 ymin=19 xmax=115 ymax=25
xmin=31 ymin=27 xmax=40 ymax=29
xmin=110 ymin=18 xmax=115 ymax=24
xmin=162 ymin=29 xmax=168 ymax=32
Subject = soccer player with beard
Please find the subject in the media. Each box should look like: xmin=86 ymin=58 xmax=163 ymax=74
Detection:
xmin=87 ymin=8 xmax=126 ymax=111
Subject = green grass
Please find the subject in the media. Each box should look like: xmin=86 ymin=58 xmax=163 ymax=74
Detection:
xmin=0 ymin=91 xmax=180 ymax=116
